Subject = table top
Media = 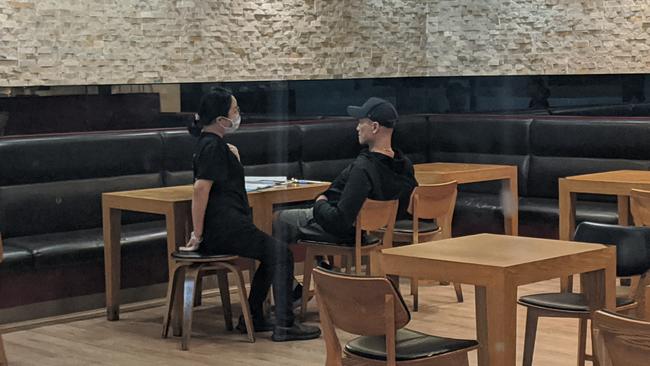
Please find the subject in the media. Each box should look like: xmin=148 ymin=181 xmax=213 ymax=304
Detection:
xmin=102 ymin=182 xmax=330 ymax=203
xmin=565 ymin=170 xmax=650 ymax=184
xmin=381 ymin=233 xmax=607 ymax=268
xmin=414 ymin=162 xmax=516 ymax=173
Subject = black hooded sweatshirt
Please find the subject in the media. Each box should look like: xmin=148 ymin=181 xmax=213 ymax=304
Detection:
xmin=312 ymin=148 xmax=417 ymax=238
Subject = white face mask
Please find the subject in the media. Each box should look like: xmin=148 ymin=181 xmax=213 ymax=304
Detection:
xmin=221 ymin=114 xmax=241 ymax=134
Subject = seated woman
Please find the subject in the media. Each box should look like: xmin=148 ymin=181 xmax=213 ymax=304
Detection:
xmin=180 ymin=87 xmax=320 ymax=342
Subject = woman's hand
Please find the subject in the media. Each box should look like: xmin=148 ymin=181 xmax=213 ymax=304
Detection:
xmin=227 ymin=143 xmax=240 ymax=162
xmin=179 ymin=231 xmax=202 ymax=252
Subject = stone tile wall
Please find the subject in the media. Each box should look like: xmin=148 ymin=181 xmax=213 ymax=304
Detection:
xmin=1 ymin=0 xmax=649 ymax=86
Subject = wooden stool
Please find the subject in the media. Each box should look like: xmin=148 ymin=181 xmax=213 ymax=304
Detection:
xmin=162 ymin=251 xmax=255 ymax=350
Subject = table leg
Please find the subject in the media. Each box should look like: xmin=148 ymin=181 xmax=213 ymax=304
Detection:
xmin=559 ymin=180 xmax=576 ymax=292
xmin=103 ymin=205 xmax=122 ymax=321
xmin=581 ymin=256 xmax=617 ymax=311
xmin=475 ymin=278 xmax=517 ymax=366
xmin=617 ymin=195 xmax=631 ymax=226
xmin=167 ymin=203 xmax=188 ymax=336
xmin=501 ymin=175 xmax=518 ymax=236
xmin=251 ymin=199 xmax=273 ymax=235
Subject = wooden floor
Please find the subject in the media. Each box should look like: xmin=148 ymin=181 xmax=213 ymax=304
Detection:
xmin=3 ymin=278 xmax=590 ymax=366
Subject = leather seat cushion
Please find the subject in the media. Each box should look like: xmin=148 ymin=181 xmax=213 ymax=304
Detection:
xmin=394 ymin=219 xmax=439 ymax=234
xmin=518 ymin=292 xmax=635 ymax=312
xmin=172 ymin=251 xmax=238 ymax=261
xmin=299 ymin=234 xmax=380 ymax=247
xmin=6 ymin=221 xmax=167 ymax=269
xmin=345 ymin=328 xmax=478 ymax=361
xmin=1 ymin=245 xmax=33 ymax=273
xmin=450 ymin=192 xmax=619 ymax=238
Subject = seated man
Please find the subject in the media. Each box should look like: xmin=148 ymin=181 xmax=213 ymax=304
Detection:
xmin=274 ymin=97 xmax=417 ymax=246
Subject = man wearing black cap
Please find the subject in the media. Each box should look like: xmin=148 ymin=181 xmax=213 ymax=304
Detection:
xmin=274 ymin=97 xmax=417 ymax=246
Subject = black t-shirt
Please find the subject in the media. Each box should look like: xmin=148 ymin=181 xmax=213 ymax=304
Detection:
xmin=193 ymin=132 xmax=252 ymax=239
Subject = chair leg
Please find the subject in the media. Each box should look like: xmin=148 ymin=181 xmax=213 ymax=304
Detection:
xmin=222 ymin=262 xmax=255 ymax=343
xmin=301 ymin=248 xmax=316 ymax=320
xmin=644 ymin=285 xmax=650 ymax=320
xmin=577 ymin=318 xmax=587 ymax=366
xmin=410 ymin=277 xmax=419 ymax=312
xmin=0 ymin=334 xmax=7 ymax=366
xmin=216 ymin=270 xmax=233 ymax=331
xmin=162 ymin=263 xmax=184 ymax=338
xmin=181 ymin=266 xmax=201 ymax=351
xmin=522 ymin=308 xmax=539 ymax=366
xmin=354 ymin=251 xmax=362 ymax=275
xmin=453 ymin=282 xmax=464 ymax=303
xmin=194 ymin=274 xmax=203 ymax=307
xmin=578 ymin=319 xmax=600 ymax=366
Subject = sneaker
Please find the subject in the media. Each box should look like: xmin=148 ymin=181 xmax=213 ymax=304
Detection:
xmin=271 ymin=322 xmax=321 ymax=342
xmin=235 ymin=314 xmax=274 ymax=333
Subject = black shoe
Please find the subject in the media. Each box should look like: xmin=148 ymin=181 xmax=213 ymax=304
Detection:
xmin=291 ymin=283 xmax=314 ymax=309
xmin=292 ymin=283 xmax=304 ymax=302
xmin=236 ymin=314 xmax=274 ymax=333
xmin=272 ymin=322 xmax=321 ymax=342
xmin=318 ymin=261 xmax=333 ymax=270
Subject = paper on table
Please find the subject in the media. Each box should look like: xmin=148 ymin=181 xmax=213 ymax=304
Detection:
xmin=245 ymin=182 xmax=275 ymax=192
xmin=245 ymin=176 xmax=287 ymax=185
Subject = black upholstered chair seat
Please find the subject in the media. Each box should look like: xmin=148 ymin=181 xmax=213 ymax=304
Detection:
xmin=519 ymin=292 xmax=635 ymax=312
xmin=345 ymin=328 xmax=478 ymax=361
xmin=299 ymin=234 xmax=380 ymax=247
xmin=171 ymin=251 xmax=239 ymax=262
xmin=393 ymin=219 xmax=439 ymax=234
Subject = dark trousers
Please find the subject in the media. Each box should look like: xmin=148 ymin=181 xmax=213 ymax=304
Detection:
xmin=204 ymin=225 xmax=295 ymax=327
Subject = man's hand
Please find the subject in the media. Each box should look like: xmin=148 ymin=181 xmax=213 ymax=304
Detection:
xmin=227 ymin=143 xmax=240 ymax=162
xmin=316 ymin=194 xmax=328 ymax=202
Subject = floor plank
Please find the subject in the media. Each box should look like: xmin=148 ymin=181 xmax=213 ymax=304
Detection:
xmin=3 ymin=278 xmax=588 ymax=366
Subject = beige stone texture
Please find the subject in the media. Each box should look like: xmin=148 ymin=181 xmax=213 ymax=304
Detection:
xmin=1 ymin=0 xmax=650 ymax=86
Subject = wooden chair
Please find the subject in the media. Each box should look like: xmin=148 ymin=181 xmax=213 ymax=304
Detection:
xmin=298 ymin=199 xmax=398 ymax=320
xmin=312 ymin=267 xmax=478 ymax=366
xmin=0 ymin=234 xmax=7 ymax=366
xmin=518 ymin=222 xmax=650 ymax=366
xmin=630 ymin=188 xmax=650 ymax=320
xmin=391 ymin=181 xmax=462 ymax=310
xmin=592 ymin=310 xmax=650 ymax=366
xmin=631 ymin=188 xmax=650 ymax=227
xmin=161 ymin=251 xmax=255 ymax=350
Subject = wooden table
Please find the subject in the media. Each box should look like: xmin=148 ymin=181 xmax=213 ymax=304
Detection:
xmin=379 ymin=234 xmax=616 ymax=366
xmin=559 ymin=170 xmax=650 ymax=241
xmin=102 ymin=182 xmax=329 ymax=321
xmin=414 ymin=162 xmax=519 ymax=235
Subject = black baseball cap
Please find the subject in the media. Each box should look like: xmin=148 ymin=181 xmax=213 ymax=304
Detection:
xmin=346 ymin=97 xmax=398 ymax=128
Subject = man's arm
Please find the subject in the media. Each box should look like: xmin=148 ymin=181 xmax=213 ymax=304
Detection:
xmin=313 ymin=165 xmax=371 ymax=235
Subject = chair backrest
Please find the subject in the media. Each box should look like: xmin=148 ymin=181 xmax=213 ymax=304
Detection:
xmin=313 ymin=267 xmax=410 ymax=336
xmin=313 ymin=267 xmax=411 ymax=366
xmin=355 ymin=198 xmax=399 ymax=248
xmin=631 ymin=189 xmax=650 ymax=227
xmin=574 ymin=222 xmax=650 ymax=277
xmin=592 ymin=310 xmax=650 ymax=366
xmin=407 ymin=181 xmax=457 ymax=242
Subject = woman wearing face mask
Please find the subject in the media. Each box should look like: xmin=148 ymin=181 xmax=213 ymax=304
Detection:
xmin=180 ymin=87 xmax=321 ymax=342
